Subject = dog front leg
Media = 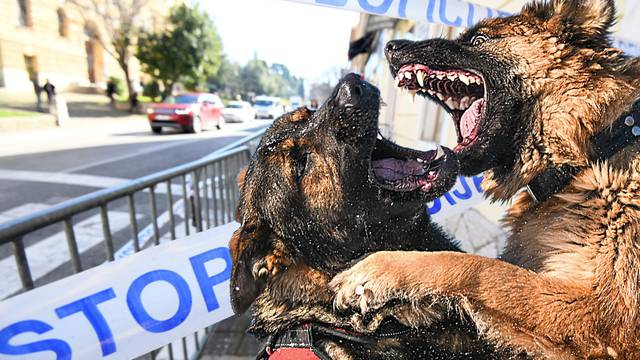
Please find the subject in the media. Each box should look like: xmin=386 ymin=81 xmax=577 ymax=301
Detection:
xmin=330 ymin=251 xmax=609 ymax=358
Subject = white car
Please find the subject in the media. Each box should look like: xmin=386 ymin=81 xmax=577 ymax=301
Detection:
xmin=222 ymin=101 xmax=256 ymax=123
xmin=254 ymin=96 xmax=285 ymax=119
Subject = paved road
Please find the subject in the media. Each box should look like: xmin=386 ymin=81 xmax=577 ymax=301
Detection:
xmin=0 ymin=116 xmax=268 ymax=301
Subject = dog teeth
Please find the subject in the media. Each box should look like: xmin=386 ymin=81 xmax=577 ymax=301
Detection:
xmin=408 ymin=90 xmax=417 ymax=103
xmin=416 ymin=71 xmax=425 ymax=87
xmin=459 ymin=74 xmax=470 ymax=85
xmin=398 ymin=72 xmax=405 ymax=81
xmin=435 ymin=146 xmax=445 ymax=160
xmin=445 ymin=97 xmax=458 ymax=109
xmin=447 ymin=73 xmax=458 ymax=81
xmin=460 ymin=96 xmax=470 ymax=109
xmin=404 ymin=71 xmax=412 ymax=80
xmin=427 ymin=89 xmax=436 ymax=96
xmin=436 ymin=73 xmax=445 ymax=80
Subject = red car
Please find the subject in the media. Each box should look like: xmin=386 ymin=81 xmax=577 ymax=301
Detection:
xmin=146 ymin=92 xmax=225 ymax=133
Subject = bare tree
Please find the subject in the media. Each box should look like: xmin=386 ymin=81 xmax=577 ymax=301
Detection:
xmin=70 ymin=0 xmax=151 ymax=96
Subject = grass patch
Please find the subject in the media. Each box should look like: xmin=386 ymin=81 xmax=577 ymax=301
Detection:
xmin=0 ymin=107 xmax=40 ymax=118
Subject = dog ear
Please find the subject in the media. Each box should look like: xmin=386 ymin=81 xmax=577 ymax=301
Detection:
xmin=235 ymin=166 xmax=248 ymax=222
xmin=529 ymin=0 xmax=616 ymax=44
xmin=237 ymin=166 xmax=248 ymax=194
xmin=229 ymin=224 xmax=269 ymax=314
xmin=558 ymin=0 xmax=615 ymax=40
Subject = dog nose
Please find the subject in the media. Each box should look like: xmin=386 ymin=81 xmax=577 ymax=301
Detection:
xmin=385 ymin=40 xmax=412 ymax=61
xmin=336 ymin=73 xmax=369 ymax=107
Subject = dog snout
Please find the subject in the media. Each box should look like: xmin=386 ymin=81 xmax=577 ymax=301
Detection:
xmin=337 ymin=73 xmax=376 ymax=107
xmin=385 ymin=40 xmax=412 ymax=61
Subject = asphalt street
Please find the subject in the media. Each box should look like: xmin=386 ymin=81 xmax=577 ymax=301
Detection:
xmin=0 ymin=116 xmax=269 ymax=301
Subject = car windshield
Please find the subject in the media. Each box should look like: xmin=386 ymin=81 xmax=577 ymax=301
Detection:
xmin=255 ymin=100 xmax=274 ymax=106
xmin=164 ymin=95 xmax=199 ymax=104
xmin=227 ymin=104 xmax=243 ymax=108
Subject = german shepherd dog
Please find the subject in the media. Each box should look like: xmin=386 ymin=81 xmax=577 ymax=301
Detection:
xmin=331 ymin=0 xmax=640 ymax=358
xmin=229 ymin=74 xmax=511 ymax=358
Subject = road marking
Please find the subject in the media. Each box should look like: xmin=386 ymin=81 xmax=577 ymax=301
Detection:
xmin=0 ymin=169 xmax=182 ymax=194
xmin=0 ymin=203 xmax=51 ymax=224
xmin=0 ymin=211 xmax=131 ymax=299
xmin=60 ymin=140 xmax=195 ymax=173
xmin=0 ymin=169 xmax=127 ymax=188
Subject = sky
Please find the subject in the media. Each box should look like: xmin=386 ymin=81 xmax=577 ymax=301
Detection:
xmin=202 ymin=0 xmax=360 ymax=83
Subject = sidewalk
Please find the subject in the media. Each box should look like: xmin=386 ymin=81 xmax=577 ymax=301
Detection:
xmin=0 ymin=89 xmax=137 ymax=132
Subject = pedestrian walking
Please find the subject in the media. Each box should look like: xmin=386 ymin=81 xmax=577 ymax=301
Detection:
xmin=106 ymin=79 xmax=116 ymax=105
xmin=130 ymin=91 xmax=139 ymax=113
xmin=32 ymin=76 xmax=43 ymax=112
xmin=43 ymin=79 xmax=56 ymax=106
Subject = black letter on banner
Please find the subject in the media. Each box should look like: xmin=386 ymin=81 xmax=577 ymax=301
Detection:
xmin=0 ymin=320 xmax=72 ymax=359
xmin=190 ymin=247 xmax=232 ymax=312
xmin=55 ymin=288 xmax=116 ymax=356
xmin=127 ymin=270 xmax=192 ymax=333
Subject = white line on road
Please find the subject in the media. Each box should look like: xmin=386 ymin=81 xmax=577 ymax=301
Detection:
xmin=0 ymin=169 xmax=182 ymax=194
xmin=0 ymin=211 xmax=132 ymax=299
xmin=0 ymin=203 xmax=52 ymax=224
xmin=60 ymin=139 xmax=194 ymax=173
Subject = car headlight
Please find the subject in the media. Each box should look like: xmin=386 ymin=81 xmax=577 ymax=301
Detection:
xmin=175 ymin=108 xmax=192 ymax=115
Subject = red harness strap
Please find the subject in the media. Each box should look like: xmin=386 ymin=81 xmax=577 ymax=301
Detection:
xmin=268 ymin=347 xmax=321 ymax=360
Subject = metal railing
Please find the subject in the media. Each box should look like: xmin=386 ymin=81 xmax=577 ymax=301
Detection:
xmin=0 ymin=127 xmax=266 ymax=359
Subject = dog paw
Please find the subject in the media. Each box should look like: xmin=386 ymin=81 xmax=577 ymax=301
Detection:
xmin=251 ymin=250 xmax=290 ymax=279
xmin=330 ymin=251 xmax=406 ymax=314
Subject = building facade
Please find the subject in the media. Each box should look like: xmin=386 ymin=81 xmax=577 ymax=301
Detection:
xmin=0 ymin=0 xmax=171 ymax=91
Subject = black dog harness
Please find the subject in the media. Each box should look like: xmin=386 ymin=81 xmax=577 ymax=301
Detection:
xmin=527 ymin=100 xmax=640 ymax=202
xmin=256 ymin=321 xmax=414 ymax=360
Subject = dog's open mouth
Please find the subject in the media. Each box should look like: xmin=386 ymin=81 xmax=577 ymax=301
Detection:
xmin=395 ymin=64 xmax=486 ymax=152
xmin=370 ymin=132 xmax=447 ymax=192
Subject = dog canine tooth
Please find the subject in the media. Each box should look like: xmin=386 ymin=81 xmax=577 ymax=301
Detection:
xmin=404 ymin=71 xmax=412 ymax=80
xmin=408 ymin=90 xmax=417 ymax=103
xmin=416 ymin=71 xmax=425 ymax=87
xmin=398 ymin=72 xmax=405 ymax=81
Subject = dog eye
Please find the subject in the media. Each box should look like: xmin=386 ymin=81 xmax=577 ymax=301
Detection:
xmin=295 ymin=153 xmax=309 ymax=182
xmin=471 ymin=33 xmax=489 ymax=46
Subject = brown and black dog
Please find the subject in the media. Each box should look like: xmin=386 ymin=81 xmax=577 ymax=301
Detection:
xmin=228 ymin=74 xmax=516 ymax=358
xmin=331 ymin=0 xmax=640 ymax=358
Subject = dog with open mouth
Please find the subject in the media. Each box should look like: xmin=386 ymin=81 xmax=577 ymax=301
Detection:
xmin=331 ymin=0 xmax=640 ymax=358
xmin=228 ymin=74 xmax=515 ymax=359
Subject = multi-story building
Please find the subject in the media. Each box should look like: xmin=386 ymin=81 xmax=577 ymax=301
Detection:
xmin=0 ymin=0 xmax=172 ymax=91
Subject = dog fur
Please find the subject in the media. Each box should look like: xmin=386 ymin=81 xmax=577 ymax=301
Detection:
xmin=331 ymin=0 xmax=640 ymax=358
xmin=228 ymin=74 xmax=516 ymax=358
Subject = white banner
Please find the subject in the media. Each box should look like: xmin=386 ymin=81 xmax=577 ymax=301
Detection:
xmin=0 ymin=176 xmax=483 ymax=359
xmin=283 ymin=0 xmax=640 ymax=56
xmin=0 ymin=222 xmax=238 ymax=360
xmin=428 ymin=174 xmax=485 ymax=221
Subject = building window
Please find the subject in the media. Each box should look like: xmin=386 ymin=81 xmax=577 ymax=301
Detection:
xmin=57 ymin=8 xmax=69 ymax=37
xmin=17 ymin=0 xmax=32 ymax=27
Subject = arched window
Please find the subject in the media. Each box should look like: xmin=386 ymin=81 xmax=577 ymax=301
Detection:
xmin=17 ymin=0 xmax=32 ymax=27
xmin=57 ymin=8 xmax=68 ymax=37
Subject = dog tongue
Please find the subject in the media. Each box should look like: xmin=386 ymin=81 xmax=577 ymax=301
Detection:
xmin=460 ymin=98 xmax=485 ymax=139
xmin=372 ymin=158 xmax=425 ymax=181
